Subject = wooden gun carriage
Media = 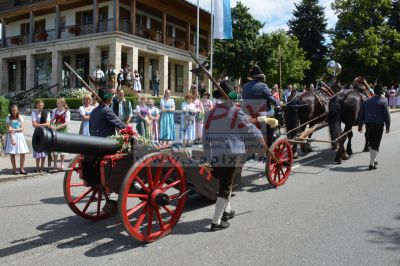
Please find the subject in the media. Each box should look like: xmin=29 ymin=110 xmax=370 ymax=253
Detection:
xmin=32 ymin=126 xmax=292 ymax=242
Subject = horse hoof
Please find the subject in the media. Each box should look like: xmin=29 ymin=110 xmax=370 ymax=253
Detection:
xmin=334 ymin=158 xmax=342 ymax=164
xmin=346 ymin=150 xmax=353 ymax=155
xmin=342 ymin=154 xmax=349 ymax=160
xmin=293 ymin=153 xmax=298 ymax=159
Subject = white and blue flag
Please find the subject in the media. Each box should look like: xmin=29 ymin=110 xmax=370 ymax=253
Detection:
xmin=213 ymin=0 xmax=233 ymax=39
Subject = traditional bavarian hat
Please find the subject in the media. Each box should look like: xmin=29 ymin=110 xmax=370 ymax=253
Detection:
xmin=373 ymin=84 xmax=383 ymax=95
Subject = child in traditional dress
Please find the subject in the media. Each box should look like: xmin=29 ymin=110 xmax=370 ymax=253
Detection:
xmin=51 ymin=98 xmax=70 ymax=171
xmin=135 ymin=96 xmax=151 ymax=139
xmin=31 ymin=99 xmax=50 ymax=172
xmin=180 ymin=94 xmax=197 ymax=146
xmin=5 ymin=105 xmax=29 ymax=175
xmin=148 ymin=99 xmax=160 ymax=142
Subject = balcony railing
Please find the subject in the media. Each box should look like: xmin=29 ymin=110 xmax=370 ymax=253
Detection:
xmin=33 ymin=29 xmax=56 ymax=43
xmin=6 ymin=34 xmax=30 ymax=47
xmin=190 ymin=45 xmax=209 ymax=56
xmin=60 ymin=23 xmax=93 ymax=39
xmin=135 ymin=25 xmax=163 ymax=43
xmin=119 ymin=19 xmax=131 ymax=34
xmin=99 ymin=19 xmax=115 ymax=33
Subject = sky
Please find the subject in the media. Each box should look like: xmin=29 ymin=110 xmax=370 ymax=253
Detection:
xmin=198 ymin=0 xmax=337 ymax=33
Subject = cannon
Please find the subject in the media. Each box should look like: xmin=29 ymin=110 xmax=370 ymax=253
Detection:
xmin=33 ymin=126 xmax=292 ymax=242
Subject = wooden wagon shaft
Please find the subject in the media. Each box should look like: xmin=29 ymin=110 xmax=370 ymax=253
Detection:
xmin=88 ymin=76 xmax=100 ymax=90
xmin=285 ymin=114 xmax=326 ymax=135
xmin=294 ymin=137 xmax=334 ymax=144
xmin=64 ymin=62 xmax=105 ymax=106
xmin=188 ymin=52 xmax=280 ymax=163
xmin=297 ymin=122 xmax=328 ymax=139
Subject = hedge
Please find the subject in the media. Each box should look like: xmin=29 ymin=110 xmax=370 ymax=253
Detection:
xmin=36 ymin=96 xmax=185 ymax=110
xmin=0 ymin=96 xmax=11 ymax=135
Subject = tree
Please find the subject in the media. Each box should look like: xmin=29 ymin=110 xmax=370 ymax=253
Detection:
xmin=213 ymin=2 xmax=263 ymax=81
xmin=288 ymin=0 xmax=328 ymax=84
xmin=331 ymin=0 xmax=400 ymax=83
xmin=254 ymin=30 xmax=311 ymax=86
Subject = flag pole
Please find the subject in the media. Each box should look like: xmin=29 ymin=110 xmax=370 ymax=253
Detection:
xmin=209 ymin=0 xmax=214 ymax=94
xmin=196 ymin=0 xmax=200 ymax=92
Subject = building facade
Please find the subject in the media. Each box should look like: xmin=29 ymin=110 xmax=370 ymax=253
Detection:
xmin=0 ymin=0 xmax=211 ymax=95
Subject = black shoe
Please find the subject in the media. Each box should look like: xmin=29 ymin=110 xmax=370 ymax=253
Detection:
xmin=374 ymin=161 xmax=378 ymax=167
xmin=222 ymin=210 xmax=235 ymax=221
xmin=368 ymin=164 xmax=377 ymax=170
xmin=210 ymin=221 xmax=230 ymax=231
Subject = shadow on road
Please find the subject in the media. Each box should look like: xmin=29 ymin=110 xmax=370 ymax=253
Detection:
xmin=366 ymin=206 xmax=400 ymax=251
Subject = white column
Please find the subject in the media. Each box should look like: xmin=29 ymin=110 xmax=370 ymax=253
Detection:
xmin=89 ymin=45 xmax=101 ymax=75
xmin=16 ymin=60 xmax=21 ymax=91
xmin=170 ymin=61 xmax=175 ymax=93
xmin=52 ymin=50 xmax=62 ymax=90
xmin=159 ymin=54 xmax=168 ymax=94
xmin=26 ymin=54 xmax=34 ymax=90
xmin=0 ymin=58 xmax=6 ymax=94
xmin=183 ymin=60 xmax=192 ymax=94
xmin=144 ymin=56 xmax=150 ymax=91
xmin=109 ymin=42 xmax=122 ymax=70
xmin=132 ymin=47 xmax=138 ymax=70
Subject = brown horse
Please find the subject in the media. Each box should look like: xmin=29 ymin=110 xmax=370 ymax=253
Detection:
xmin=285 ymin=80 xmax=340 ymax=158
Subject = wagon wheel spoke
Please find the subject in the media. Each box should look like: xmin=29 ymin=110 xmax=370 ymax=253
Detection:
xmin=82 ymin=190 xmax=97 ymax=214
xmin=135 ymin=176 xmax=150 ymax=193
xmin=162 ymin=180 xmax=182 ymax=192
xmin=72 ymin=187 xmax=93 ymax=204
xmin=158 ymin=168 xmax=175 ymax=187
xmin=127 ymin=194 xmax=148 ymax=200
xmin=146 ymin=207 xmax=153 ymax=237
xmin=281 ymin=150 xmax=288 ymax=159
xmin=154 ymin=157 xmax=166 ymax=186
xmin=162 ymin=205 xmax=174 ymax=216
xmin=147 ymin=165 xmax=154 ymax=190
xmin=134 ymin=204 xmax=148 ymax=230
xmin=127 ymin=201 xmax=147 ymax=217
xmin=279 ymin=167 xmax=286 ymax=180
xmin=168 ymin=193 xmax=180 ymax=200
xmin=155 ymin=208 xmax=165 ymax=230
xmin=96 ymin=191 xmax=101 ymax=216
xmin=70 ymin=182 xmax=85 ymax=187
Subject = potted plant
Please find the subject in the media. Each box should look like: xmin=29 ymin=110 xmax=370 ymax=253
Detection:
xmin=10 ymin=36 xmax=20 ymax=45
xmin=68 ymin=26 xmax=81 ymax=36
xmin=147 ymin=29 xmax=158 ymax=41
xmin=175 ymin=40 xmax=186 ymax=49
xmin=36 ymin=31 xmax=48 ymax=41
xmin=200 ymin=48 xmax=207 ymax=56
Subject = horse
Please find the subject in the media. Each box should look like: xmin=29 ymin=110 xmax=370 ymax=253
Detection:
xmin=285 ymin=80 xmax=340 ymax=158
xmin=328 ymin=79 xmax=370 ymax=163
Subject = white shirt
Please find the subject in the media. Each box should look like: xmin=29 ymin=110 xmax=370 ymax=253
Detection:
xmin=93 ymin=69 xmax=105 ymax=79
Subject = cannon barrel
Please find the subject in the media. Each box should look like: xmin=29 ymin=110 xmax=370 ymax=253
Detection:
xmin=32 ymin=127 xmax=119 ymax=155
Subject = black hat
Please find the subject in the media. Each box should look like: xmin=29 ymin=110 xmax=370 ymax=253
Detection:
xmin=213 ymin=80 xmax=234 ymax=99
xmin=250 ymin=65 xmax=265 ymax=79
xmin=373 ymin=84 xmax=383 ymax=95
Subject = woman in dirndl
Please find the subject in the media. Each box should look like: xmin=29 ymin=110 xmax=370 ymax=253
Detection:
xmin=388 ymin=86 xmax=397 ymax=108
xmin=31 ymin=99 xmax=50 ymax=172
xmin=51 ymin=98 xmax=70 ymax=171
xmin=135 ymin=96 xmax=151 ymax=139
xmin=193 ymin=90 xmax=204 ymax=142
xmin=180 ymin=94 xmax=196 ymax=146
xmin=79 ymin=94 xmax=94 ymax=136
xmin=5 ymin=105 xmax=29 ymax=175
xmin=133 ymin=70 xmax=142 ymax=94
xmin=159 ymin=90 xmax=175 ymax=144
xmin=148 ymin=99 xmax=160 ymax=142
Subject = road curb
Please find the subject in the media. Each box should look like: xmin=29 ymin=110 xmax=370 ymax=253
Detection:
xmin=0 ymin=172 xmax=47 ymax=183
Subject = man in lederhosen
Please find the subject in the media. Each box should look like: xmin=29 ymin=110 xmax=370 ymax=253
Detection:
xmin=203 ymin=81 xmax=265 ymax=231
xmin=242 ymin=65 xmax=281 ymax=147
xmin=358 ymin=84 xmax=390 ymax=170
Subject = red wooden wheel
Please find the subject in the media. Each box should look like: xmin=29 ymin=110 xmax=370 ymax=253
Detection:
xmin=266 ymin=139 xmax=293 ymax=187
xmin=63 ymin=156 xmax=110 ymax=221
xmin=118 ymin=153 xmax=187 ymax=242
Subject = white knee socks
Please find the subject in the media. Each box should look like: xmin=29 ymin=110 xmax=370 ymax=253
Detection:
xmin=212 ymin=197 xmax=227 ymax=225
xmin=369 ymin=149 xmax=378 ymax=165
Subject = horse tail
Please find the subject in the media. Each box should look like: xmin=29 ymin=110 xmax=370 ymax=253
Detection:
xmin=285 ymin=94 xmax=300 ymax=139
xmin=328 ymin=92 xmax=344 ymax=141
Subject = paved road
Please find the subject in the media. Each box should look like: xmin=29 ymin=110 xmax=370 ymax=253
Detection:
xmin=1 ymin=113 xmax=400 ymax=265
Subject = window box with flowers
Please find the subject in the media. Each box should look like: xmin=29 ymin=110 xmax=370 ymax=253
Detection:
xmin=68 ymin=26 xmax=81 ymax=36
xmin=36 ymin=31 xmax=48 ymax=41
xmin=10 ymin=36 xmax=20 ymax=45
xmin=175 ymin=40 xmax=186 ymax=49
